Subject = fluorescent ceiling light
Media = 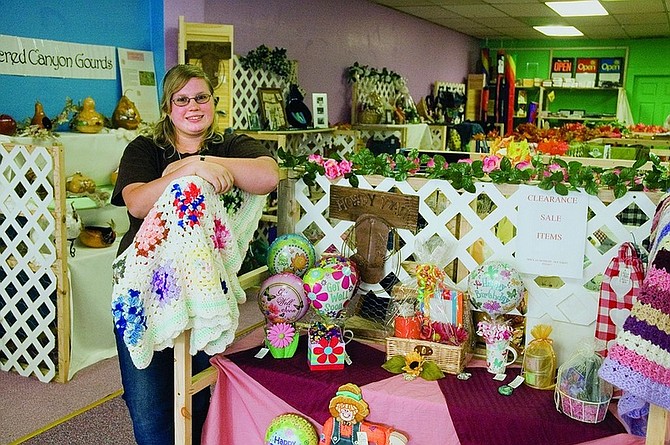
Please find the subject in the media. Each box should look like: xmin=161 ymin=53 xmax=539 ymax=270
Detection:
xmin=545 ymin=1 xmax=608 ymax=17
xmin=533 ymin=25 xmax=584 ymax=36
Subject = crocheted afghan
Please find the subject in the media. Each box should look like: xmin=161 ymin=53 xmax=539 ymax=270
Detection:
xmin=599 ymin=194 xmax=670 ymax=410
xmin=111 ymin=176 xmax=266 ymax=369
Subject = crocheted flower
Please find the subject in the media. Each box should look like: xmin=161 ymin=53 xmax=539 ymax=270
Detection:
xmin=172 ymin=181 xmax=206 ymax=228
xmin=111 ymin=289 xmax=146 ymax=346
xmin=304 ymin=282 xmax=329 ymax=309
xmin=211 ymin=218 xmax=231 ymax=250
xmin=267 ymin=322 xmax=295 ymax=348
xmin=150 ymin=262 xmax=180 ymax=307
xmin=313 ymin=337 xmax=344 ymax=364
xmin=134 ymin=209 xmax=168 ymax=257
xmin=332 ymin=264 xmax=357 ymax=290
xmin=112 ymin=255 xmax=126 ymax=285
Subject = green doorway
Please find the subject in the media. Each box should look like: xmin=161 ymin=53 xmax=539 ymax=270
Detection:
xmin=631 ymin=75 xmax=670 ymax=126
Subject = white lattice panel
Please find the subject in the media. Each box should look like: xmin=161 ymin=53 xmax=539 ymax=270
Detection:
xmin=292 ymin=175 xmax=658 ymax=362
xmin=1 ymin=143 xmax=59 ymax=382
xmin=232 ymin=55 xmax=287 ymax=130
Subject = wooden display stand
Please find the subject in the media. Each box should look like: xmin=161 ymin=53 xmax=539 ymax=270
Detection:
xmin=173 ymin=168 xmax=670 ymax=443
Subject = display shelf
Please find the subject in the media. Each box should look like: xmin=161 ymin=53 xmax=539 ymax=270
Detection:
xmin=538 ymin=87 xmax=623 ymax=128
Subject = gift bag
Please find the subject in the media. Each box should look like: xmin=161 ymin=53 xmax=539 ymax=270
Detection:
xmin=307 ymin=322 xmax=352 ymax=371
xmin=595 ymin=242 xmax=644 ymax=356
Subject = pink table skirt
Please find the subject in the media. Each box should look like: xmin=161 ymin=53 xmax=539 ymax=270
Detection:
xmin=202 ymin=329 xmax=645 ymax=445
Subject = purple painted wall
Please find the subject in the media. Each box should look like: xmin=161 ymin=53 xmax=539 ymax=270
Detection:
xmin=164 ymin=0 xmax=480 ymax=124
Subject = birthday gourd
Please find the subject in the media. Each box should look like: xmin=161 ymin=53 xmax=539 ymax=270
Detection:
xmin=75 ymin=97 xmax=105 ymax=133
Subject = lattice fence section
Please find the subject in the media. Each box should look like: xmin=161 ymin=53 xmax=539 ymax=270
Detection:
xmin=0 ymin=143 xmax=60 ymax=382
xmin=231 ymin=54 xmax=287 ymax=130
xmin=291 ymin=174 xmax=658 ymax=359
xmin=428 ymin=125 xmax=447 ymax=151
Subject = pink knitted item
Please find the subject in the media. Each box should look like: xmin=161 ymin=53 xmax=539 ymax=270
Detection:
xmin=600 ymin=195 xmax=670 ymax=411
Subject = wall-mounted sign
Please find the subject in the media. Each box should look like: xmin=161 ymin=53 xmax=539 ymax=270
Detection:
xmin=551 ymin=58 xmax=574 ymax=80
xmin=598 ymin=57 xmax=624 ymax=87
xmin=0 ymin=34 xmax=116 ymax=79
xmin=575 ymin=58 xmax=598 ymax=87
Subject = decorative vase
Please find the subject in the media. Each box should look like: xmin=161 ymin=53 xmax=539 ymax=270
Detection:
xmin=75 ymin=97 xmax=105 ymax=133
xmin=112 ymin=95 xmax=141 ymax=130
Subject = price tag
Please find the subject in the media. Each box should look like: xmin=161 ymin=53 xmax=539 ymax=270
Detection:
xmin=509 ymin=375 xmax=525 ymax=388
xmin=255 ymin=347 xmax=269 ymax=359
xmin=345 ymin=353 xmax=352 ymax=366
xmin=493 ymin=373 xmax=507 ymax=381
xmin=620 ymin=266 xmax=631 ymax=284
xmin=356 ymin=431 xmax=369 ymax=445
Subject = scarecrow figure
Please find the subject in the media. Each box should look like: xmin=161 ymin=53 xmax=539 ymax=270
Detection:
xmin=319 ymin=383 xmax=408 ymax=445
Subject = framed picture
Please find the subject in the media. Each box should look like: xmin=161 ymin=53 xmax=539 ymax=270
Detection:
xmin=312 ymin=93 xmax=329 ymax=129
xmin=258 ymin=88 xmax=287 ymax=130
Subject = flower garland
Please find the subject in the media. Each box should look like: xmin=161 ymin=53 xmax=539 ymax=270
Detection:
xmin=278 ymin=141 xmax=670 ymax=198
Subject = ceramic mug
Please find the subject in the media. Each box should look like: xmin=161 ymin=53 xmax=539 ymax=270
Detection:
xmin=485 ymin=340 xmax=517 ymax=374
xmin=343 ymin=329 xmax=355 ymax=344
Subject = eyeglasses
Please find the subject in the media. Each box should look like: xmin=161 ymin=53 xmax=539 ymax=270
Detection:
xmin=171 ymin=93 xmax=212 ymax=107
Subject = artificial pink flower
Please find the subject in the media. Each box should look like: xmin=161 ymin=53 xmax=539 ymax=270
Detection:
xmin=482 ymin=155 xmax=501 ymax=173
xmin=338 ymin=159 xmax=353 ymax=175
xmin=323 ymin=158 xmax=341 ymax=179
xmin=426 ymin=158 xmax=436 ymax=168
xmin=458 ymin=158 xmax=473 ymax=164
xmin=267 ymin=322 xmax=296 ymax=348
xmin=308 ymin=154 xmax=324 ymax=165
xmin=515 ymin=160 xmax=532 ymax=171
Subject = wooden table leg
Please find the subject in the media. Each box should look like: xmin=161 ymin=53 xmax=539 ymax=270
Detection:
xmin=646 ymin=403 xmax=669 ymax=445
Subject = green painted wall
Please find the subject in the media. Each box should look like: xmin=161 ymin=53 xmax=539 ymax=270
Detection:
xmin=483 ymin=38 xmax=670 ymax=125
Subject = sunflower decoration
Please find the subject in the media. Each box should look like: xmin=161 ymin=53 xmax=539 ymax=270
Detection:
xmin=382 ymin=349 xmax=444 ymax=381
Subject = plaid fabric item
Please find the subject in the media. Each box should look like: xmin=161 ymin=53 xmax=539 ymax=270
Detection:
xmin=616 ymin=203 xmax=649 ymax=227
xmin=596 ymin=242 xmax=644 ymax=357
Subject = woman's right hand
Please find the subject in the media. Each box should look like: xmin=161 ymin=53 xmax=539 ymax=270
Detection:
xmin=162 ymin=156 xmax=234 ymax=194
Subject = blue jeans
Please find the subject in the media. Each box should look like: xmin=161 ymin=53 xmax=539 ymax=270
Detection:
xmin=114 ymin=328 xmax=212 ymax=445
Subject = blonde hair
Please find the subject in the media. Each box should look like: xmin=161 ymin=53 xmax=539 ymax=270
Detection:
xmin=153 ymin=64 xmax=223 ymax=151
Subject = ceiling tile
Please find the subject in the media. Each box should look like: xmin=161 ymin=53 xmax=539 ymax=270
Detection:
xmin=602 ymin=0 xmax=666 ymax=13
xmin=395 ymin=5 xmax=453 ymax=17
xmin=440 ymin=4 xmax=509 ymax=17
xmin=624 ymin=22 xmax=670 ymax=37
xmin=581 ymin=25 xmax=632 ymax=39
xmin=472 ymin=16 xmax=531 ymax=27
xmin=371 ymin=0 xmax=434 ymax=5
xmin=615 ymin=13 xmax=668 ymax=25
xmin=491 ymin=3 xmax=558 ymax=17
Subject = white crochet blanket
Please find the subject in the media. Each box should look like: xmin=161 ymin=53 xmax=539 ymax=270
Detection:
xmin=111 ymin=176 xmax=266 ymax=369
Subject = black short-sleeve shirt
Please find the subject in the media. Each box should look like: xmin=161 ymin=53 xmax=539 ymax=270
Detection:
xmin=112 ymin=133 xmax=271 ymax=255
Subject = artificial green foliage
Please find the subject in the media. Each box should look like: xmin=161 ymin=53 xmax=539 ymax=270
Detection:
xmin=382 ymin=354 xmax=445 ymax=381
xmin=239 ymin=45 xmax=291 ymax=81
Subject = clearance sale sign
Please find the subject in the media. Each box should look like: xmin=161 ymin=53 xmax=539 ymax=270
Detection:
xmin=515 ymin=185 xmax=588 ymax=279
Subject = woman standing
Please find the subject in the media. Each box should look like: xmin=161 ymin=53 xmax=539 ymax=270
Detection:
xmin=111 ymin=64 xmax=278 ymax=444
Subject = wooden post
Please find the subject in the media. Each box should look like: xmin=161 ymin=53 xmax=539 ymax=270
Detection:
xmin=277 ymin=168 xmax=299 ymax=235
xmin=646 ymin=404 xmax=669 ymax=445
xmin=174 ymin=330 xmax=192 ymax=445
xmin=52 ymin=144 xmax=72 ymax=383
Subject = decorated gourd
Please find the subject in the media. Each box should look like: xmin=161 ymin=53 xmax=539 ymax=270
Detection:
xmin=112 ymin=94 xmax=141 ymax=130
xmin=66 ymin=171 xmax=97 ymax=194
xmin=75 ymin=97 xmax=105 ymax=133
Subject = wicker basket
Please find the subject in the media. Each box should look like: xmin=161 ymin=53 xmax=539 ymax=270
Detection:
xmin=386 ymin=336 xmax=470 ymax=375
